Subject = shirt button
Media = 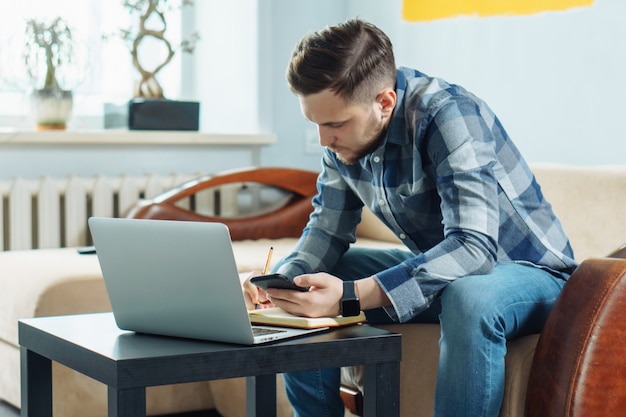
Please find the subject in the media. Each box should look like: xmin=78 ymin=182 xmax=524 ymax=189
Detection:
xmin=373 ymin=156 xmax=381 ymax=163
xmin=379 ymin=199 xmax=386 ymax=206
xmin=399 ymin=233 xmax=406 ymax=239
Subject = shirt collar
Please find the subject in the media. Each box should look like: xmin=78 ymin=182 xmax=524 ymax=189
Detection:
xmin=383 ymin=68 xmax=411 ymax=147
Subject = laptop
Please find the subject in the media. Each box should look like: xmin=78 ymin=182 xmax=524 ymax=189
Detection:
xmin=87 ymin=217 xmax=328 ymax=345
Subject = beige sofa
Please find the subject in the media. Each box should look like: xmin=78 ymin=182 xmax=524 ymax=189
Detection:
xmin=1 ymin=163 xmax=625 ymax=417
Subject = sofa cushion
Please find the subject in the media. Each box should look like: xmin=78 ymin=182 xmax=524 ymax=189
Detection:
xmin=531 ymin=163 xmax=626 ymax=260
xmin=355 ymin=206 xmax=402 ymax=244
xmin=0 ymin=248 xmax=106 ymax=347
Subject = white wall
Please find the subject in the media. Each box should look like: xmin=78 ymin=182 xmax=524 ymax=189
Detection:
xmin=258 ymin=0 xmax=626 ymax=168
xmin=2 ymin=0 xmax=623 ymax=178
xmin=361 ymin=0 xmax=626 ymax=166
xmin=193 ymin=0 xmax=260 ymax=133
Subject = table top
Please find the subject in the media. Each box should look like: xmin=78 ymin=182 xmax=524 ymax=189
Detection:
xmin=19 ymin=313 xmax=401 ymax=389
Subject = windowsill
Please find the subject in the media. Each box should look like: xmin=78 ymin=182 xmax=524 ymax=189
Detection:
xmin=0 ymin=129 xmax=276 ymax=146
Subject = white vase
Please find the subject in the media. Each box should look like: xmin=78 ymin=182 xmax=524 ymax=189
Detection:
xmin=30 ymin=88 xmax=73 ymax=130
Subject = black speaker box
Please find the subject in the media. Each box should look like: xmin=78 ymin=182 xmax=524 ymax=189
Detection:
xmin=128 ymin=99 xmax=200 ymax=131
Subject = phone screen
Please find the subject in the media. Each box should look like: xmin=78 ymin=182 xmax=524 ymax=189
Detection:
xmin=250 ymin=274 xmax=310 ymax=292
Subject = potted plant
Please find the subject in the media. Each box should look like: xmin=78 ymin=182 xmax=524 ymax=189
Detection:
xmin=117 ymin=0 xmax=200 ymax=130
xmin=24 ymin=17 xmax=75 ymax=130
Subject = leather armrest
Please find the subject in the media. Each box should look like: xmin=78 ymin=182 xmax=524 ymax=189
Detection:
xmin=126 ymin=167 xmax=318 ymax=241
xmin=525 ymin=257 xmax=626 ymax=417
xmin=608 ymin=242 xmax=626 ymax=259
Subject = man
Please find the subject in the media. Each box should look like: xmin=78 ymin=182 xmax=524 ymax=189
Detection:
xmin=244 ymin=18 xmax=577 ymax=417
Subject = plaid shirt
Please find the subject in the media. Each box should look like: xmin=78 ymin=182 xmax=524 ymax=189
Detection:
xmin=277 ymin=67 xmax=578 ymax=322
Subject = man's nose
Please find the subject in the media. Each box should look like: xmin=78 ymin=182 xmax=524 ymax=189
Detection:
xmin=318 ymin=126 xmax=335 ymax=147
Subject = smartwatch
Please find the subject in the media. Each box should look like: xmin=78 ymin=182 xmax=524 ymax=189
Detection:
xmin=340 ymin=281 xmax=361 ymax=317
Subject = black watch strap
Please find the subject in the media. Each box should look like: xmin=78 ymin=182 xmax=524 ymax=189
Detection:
xmin=341 ymin=281 xmax=361 ymax=317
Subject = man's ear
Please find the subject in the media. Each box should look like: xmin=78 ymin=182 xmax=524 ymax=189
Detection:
xmin=377 ymin=88 xmax=397 ymax=118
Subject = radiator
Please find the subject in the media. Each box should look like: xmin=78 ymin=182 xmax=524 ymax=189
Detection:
xmin=0 ymin=174 xmax=199 ymax=251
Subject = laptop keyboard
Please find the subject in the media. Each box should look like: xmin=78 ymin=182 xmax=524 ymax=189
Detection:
xmin=252 ymin=326 xmax=287 ymax=336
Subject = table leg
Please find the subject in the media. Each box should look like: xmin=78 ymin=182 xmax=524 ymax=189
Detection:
xmin=108 ymin=387 xmax=146 ymax=417
xmin=20 ymin=347 xmax=52 ymax=417
xmin=246 ymin=374 xmax=276 ymax=417
xmin=362 ymin=361 xmax=400 ymax=417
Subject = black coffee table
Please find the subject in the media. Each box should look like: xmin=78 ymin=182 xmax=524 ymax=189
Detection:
xmin=19 ymin=313 xmax=401 ymax=417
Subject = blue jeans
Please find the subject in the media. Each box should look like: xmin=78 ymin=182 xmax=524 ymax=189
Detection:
xmin=280 ymin=247 xmax=566 ymax=417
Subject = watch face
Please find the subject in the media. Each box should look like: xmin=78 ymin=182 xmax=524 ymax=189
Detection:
xmin=341 ymin=299 xmax=360 ymax=317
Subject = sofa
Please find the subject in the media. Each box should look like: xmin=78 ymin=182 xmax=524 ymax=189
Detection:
xmin=1 ymin=164 xmax=625 ymax=417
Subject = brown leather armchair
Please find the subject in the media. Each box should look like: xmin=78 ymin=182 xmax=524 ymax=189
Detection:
xmin=126 ymin=166 xmax=319 ymax=241
xmin=525 ymin=244 xmax=626 ymax=417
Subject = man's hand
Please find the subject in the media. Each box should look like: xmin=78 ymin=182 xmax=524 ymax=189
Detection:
xmin=242 ymin=271 xmax=274 ymax=310
xmin=266 ymin=272 xmax=344 ymax=317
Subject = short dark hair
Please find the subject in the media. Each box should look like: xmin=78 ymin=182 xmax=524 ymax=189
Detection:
xmin=286 ymin=18 xmax=396 ymax=104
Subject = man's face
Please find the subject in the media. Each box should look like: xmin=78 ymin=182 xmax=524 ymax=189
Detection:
xmin=299 ymin=89 xmax=394 ymax=165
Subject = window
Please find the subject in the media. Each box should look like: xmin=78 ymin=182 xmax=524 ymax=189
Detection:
xmin=0 ymin=0 xmax=185 ymax=129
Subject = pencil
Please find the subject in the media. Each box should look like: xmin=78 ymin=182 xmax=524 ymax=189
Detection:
xmin=263 ymin=246 xmax=274 ymax=275
xmin=256 ymin=246 xmax=274 ymax=310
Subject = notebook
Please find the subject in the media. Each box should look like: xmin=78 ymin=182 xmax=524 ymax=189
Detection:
xmin=87 ymin=217 xmax=329 ymax=345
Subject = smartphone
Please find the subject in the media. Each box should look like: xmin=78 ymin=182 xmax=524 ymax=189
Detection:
xmin=250 ymin=273 xmax=310 ymax=292
xmin=76 ymin=245 xmax=96 ymax=255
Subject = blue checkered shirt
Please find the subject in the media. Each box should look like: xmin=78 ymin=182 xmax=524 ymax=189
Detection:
xmin=277 ymin=67 xmax=578 ymax=322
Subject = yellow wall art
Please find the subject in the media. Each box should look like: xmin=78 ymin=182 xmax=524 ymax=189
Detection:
xmin=403 ymin=0 xmax=596 ymax=22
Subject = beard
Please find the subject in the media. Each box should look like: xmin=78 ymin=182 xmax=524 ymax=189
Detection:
xmin=334 ymin=114 xmax=388 ymax=165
